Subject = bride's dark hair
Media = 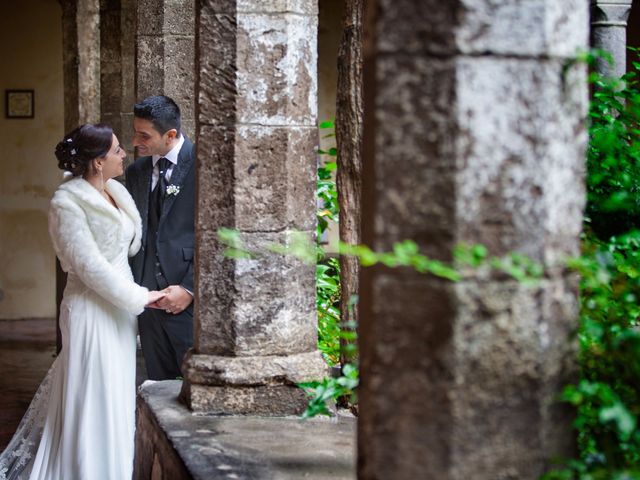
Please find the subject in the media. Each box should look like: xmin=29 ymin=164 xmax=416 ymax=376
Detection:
xmin=55 ymin=124 xmax=113 ymax=177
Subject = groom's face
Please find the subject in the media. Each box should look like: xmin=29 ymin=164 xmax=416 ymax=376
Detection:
xmin=133 ymin=117 xmax=170 ymax=157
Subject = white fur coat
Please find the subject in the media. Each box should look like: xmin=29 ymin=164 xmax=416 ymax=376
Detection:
xmin=48 ymin=176 xmax=148 ymax=315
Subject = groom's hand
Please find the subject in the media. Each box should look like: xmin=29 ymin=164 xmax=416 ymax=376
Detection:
xmin=157 ymin=285 xmax=193 ymax=315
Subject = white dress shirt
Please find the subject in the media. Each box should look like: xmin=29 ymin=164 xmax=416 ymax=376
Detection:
xmin=151 ymin=134 xmax=185 ymax=191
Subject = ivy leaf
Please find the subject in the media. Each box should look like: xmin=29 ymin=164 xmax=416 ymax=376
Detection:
xmin=599 ymin=403 xmax=637 ymax=438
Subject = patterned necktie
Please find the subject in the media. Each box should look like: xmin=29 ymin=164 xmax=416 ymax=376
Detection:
xmin=156 ymin=157 xmax=170 ymax=213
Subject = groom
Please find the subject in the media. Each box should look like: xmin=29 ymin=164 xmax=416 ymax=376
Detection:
xmin=125 ymin=95 xmax=195 ymax=380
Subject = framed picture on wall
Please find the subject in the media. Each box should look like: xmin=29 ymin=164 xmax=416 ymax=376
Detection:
xmin=5 ymin=90 xmax=34 ymax=119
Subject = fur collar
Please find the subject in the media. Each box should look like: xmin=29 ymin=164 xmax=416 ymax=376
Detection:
xmin=54 ymin=176 xmax=143 ymax=256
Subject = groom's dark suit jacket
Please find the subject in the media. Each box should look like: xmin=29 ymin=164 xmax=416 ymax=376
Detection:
xmin=125 ymin=136 xmax=195 ymax=297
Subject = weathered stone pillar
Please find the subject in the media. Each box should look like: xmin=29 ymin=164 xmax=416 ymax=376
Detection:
xmin=60 ymin=0 xmax=101 ymax=130
xmin=181 ymin=1 xmax=327 ymax=415
xmin=591 ymin=0 xmax=633 ymax=78
xmin=135 ymin=0 xmax=196 ymax=139
xmin=100 ymin=0 xmax=136 ymax=154
xmin=58 ymin=0 xmax=101 ymax=352
xmin=358 ymin=1 xmax=589 ymax=479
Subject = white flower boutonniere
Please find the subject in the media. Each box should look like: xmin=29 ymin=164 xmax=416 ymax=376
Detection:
xmin=166 ymin=184 xmax=181 ymax=196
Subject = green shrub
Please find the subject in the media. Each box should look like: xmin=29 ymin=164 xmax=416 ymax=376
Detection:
xmin=543 ymin=51 xmax=640 ymax=479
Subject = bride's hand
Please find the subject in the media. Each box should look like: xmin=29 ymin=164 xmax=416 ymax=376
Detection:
xmin=146 ymin=290 xmax=166 ymax=308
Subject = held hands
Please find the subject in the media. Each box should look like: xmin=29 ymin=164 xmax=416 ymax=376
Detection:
xmin=154 ymin=285 xmax=193 ymax=315
xmin=146 ymin=290 xmax=167 ymax=308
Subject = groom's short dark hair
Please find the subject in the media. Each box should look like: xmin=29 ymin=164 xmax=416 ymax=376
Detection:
xmin=134 ymin=95 xmax=181 ymax=135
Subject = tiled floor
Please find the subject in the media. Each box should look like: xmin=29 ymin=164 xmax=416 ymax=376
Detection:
xmin=0 ymin=318 xmax=56 ymax=450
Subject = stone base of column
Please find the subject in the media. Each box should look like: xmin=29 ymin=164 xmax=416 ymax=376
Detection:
xmin=181 ymin=350 xmax=329 ymax=415
xmin=183 ymin=383 xmax=312 ymax=415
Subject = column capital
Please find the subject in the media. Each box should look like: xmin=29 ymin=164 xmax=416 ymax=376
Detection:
xmin=591 ymin=0 xmax=633 ymax=77
xmin=591 ymin=0 xmax=633 ymax=5
xmin=591 ymin=0 xmax=633 ymax=26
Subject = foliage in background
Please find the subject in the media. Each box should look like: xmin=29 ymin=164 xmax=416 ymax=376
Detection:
xmin=294 ymin=119 xmax=357 ymax=416
xmin=586 ymin=50 xmax=640 ymax=240
xmin=299 ymin=363 xmax=359 ymax=419
xmin=315 ymin=119 xmax=342 ymax=367
xmin=542 ymin=51 xmax=640 ymax=479
xmin=317 ymin=119 xmax=339 ymax=240
xmin=316 ymin=257 xmax=341 ymax=366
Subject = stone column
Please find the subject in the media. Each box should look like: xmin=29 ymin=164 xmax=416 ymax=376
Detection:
xmin=181 ymin=1 xmax=328 ymax=415
xmin=58 ymin=0 xmax=101 ymax=352
xmin=100 ymin=0 xmax=136 ymax=156
xmin=358 ymin=1 xmax=589 ymax=479
xmin=591 ymin=0 xmax=633 ymax=78
xmin=60 ymin=0 xmax=101 ymax=130
xmin=135 ymin=0 xmax=196 ymax=139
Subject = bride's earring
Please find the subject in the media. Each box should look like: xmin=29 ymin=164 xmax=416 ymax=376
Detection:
xmin=94 ymin=163 xmax=104 ymax=191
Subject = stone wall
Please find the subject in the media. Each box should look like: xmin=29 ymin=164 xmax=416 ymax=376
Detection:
xmin=136 ymin=0 xmax=196 ymax=139
xmin=100 ymin=0 xmax=136 ymax=155
xmin=134 ymin=386 xmax=192 ymax=480
xmin=0 ymin=0 xmax=64 ymax=320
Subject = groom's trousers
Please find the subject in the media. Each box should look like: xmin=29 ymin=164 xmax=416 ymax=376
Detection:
xmin=138 ymin=307 xmax=193 ymax=380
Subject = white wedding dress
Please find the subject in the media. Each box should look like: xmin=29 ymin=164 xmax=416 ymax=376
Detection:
xmin=0 ymin=177 xmax=148 ymax=480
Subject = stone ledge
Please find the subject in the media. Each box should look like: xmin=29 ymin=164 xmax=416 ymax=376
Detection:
xmin=135 ymin=380 xmax=356 ymax=480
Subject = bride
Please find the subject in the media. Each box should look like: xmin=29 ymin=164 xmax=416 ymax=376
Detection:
xmin=0 ymin=124 xmax=166 ymax=479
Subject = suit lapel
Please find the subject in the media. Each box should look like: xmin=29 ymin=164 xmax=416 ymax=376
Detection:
xmin=160 ymin=138 xmax=194 ymax=220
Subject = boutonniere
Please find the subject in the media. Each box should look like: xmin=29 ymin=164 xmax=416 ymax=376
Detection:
xmin=166 ymin=184 xmax=181 ymax=196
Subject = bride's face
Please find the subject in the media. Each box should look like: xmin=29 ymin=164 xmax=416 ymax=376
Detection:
xmin=100 ymin=134 xmax=127 ymax=179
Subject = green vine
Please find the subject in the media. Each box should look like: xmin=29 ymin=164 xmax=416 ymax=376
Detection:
xmin=543 ymin=50 xmax=640 ymax=479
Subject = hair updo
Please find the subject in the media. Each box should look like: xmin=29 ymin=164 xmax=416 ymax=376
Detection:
xmin=55 ymin=124 xmax=113 ymax=176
